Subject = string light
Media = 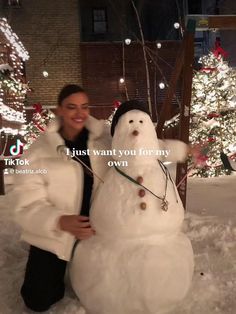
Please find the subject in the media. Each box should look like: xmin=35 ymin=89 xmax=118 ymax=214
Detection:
xmin=157 ymin=43 xmax=162 ymax=49
xmin=190 ymin=51 xmax=236 ymax=177
xmin=42 ymin=70 xmax=49 ymax=78
xmin=0 ymin=17 xmax=29 ymax=136
xmin=23 ymin=109 xmax=55 ymax=149
xmin=125 ymin=38 xmax=131 ymax=45
xmin=174 ymin=22 xmax=180 ymax=29
xmin=0 ymin=18 xmax=29 ymax=61
xmin=159 ymin=82 xmax=165 ymax=89
xmin=119 ymin=78 xmax=125 ymax=84
xmin=0 ymin=102 xmax=26 ymax=123
xmin=0 ymin=127 xmax=26 ymax=135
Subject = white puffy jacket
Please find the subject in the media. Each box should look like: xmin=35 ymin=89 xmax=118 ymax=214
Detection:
xmin=11 ymin=115 xmax=111 ymax=261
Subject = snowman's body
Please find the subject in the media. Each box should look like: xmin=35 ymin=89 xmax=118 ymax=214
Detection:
xmin=70 ymin=110 xmax=194 ymax=314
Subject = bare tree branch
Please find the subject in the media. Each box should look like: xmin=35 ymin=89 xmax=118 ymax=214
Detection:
xmin=131 ymin=0 xmax=152 ymax=117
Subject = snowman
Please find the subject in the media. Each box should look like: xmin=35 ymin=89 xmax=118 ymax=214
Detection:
xmin=70 ymin=100 xmax=194 ymax=314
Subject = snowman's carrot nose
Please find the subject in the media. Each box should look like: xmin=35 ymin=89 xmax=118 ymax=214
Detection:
xmin=132 ymin=130 xmax=139 ymax=136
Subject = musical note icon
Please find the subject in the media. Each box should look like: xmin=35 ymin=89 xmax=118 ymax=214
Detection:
xmin=10 ymin=139 xmax=24 ymax=156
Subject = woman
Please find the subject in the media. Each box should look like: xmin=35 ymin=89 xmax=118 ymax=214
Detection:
xmin=12 ymin=84 xmax=111 ymax=312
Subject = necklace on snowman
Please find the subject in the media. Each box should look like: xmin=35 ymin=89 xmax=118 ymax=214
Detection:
xmin=114 ymin=160 xmax=174 ymax=212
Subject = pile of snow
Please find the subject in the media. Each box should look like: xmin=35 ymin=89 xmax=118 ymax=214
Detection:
xmin=0 ymin=175 xmax=236 ymax=313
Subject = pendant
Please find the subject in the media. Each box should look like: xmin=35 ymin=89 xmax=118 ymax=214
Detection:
xmin=161 ymin=199 xmax=169 ymax=212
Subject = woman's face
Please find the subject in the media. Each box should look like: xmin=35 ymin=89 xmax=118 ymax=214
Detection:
xmin=57 ymin=92 xmax=90 ymax=134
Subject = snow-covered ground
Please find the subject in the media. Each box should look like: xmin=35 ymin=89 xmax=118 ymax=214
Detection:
xmin=0 ymin=173 xmax=236 ymax=314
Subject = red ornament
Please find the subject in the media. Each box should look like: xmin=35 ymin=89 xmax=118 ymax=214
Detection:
xmin=208 ymin=137 xmax=216 ymax=143
xmin=33 ymin=103 xmax=43 ymax=113
xmin=207 ymin=113 xmax=220 ymax=118
xmin=32 ymin=104 xmax=46 ymax=132
xmin=191 ymin=143 xmax=209 ymax=167
xmin=113 ymin=100 xmax=121 ymax=109
xmin=33 ymin=120 xmax=45 ymax=132
xmin=201 ymin=67 xmax=217 ymax=73
xmin=212 ymin=39 xmax=228 ymax=58
xmin=196 ymin=155 xmax=209 ymax=167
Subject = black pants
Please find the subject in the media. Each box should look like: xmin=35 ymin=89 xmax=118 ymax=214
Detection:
xmin=21 ymin=246 xmax=67 ymax=312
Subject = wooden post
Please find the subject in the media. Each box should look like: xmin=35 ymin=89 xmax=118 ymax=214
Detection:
xmin=187 ymin=15 xmax=236 ymax=31
xmin=176 ymin=20 xmax=196 ymax=208
xmin=0 ymin=114 xmax=5 ymax=195
xmin=208 ymin=16 xmax=236 ymax=29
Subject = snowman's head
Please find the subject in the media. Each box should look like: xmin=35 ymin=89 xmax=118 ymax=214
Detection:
xmin=111 ymin=109 xmax=159 ymax=162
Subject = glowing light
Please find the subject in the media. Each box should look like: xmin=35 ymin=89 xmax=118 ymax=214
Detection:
xmin=174 ymin=22 xmax=180 ymax=29
xmin=0 ymin=102 xmax=26 ymax=123
xmin=190 ymin=51 xmax=236 ymax=177
xmin=119 ymin=78 xmax=125 ymax=84
xmin=0 ymin=18 xmax=29 ymax=60
xmin=159 ymin=82 xmax=165 ymax=89
xmin=125 ymin=38 xmax=131 ymax=45
xmin=0 ymin=127 xmax=26 ymax=135
xmin=42 ymin=70 xmax=49 ymax=78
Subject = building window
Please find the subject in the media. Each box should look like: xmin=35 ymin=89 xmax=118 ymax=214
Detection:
xmin=92 ymin=8 xmax=107 ymax=34
xmin=7 ymin=0 xmax=21 ymax=7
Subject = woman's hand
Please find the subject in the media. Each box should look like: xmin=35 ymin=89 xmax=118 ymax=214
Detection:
xmin=58 ymin=215 xmax=95 ymax=240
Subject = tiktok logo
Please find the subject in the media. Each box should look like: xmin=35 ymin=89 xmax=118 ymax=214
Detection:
xmin=10 ymin=139 xmax=24 ymax=156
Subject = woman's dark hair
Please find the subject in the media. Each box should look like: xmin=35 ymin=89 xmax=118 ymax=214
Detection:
xmin=58 ymin=84 xmax=86 ymax=106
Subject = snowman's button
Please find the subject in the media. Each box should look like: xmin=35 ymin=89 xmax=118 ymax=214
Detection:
xmin=138 ymin=189 xmax=145 ymax=197
xmin=136 ymin=176 xmax=144 ymax=184
xmin=140 ymin=202 xmax=147 ymax=210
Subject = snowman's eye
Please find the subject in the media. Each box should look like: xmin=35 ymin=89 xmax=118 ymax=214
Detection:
xmin=129 ymin=120 xmax=134 ymax=123
xmin=139 ymin=120 xmax=143 ymax=123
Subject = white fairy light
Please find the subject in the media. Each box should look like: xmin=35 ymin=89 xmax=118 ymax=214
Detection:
xmin=125 ymin=38 xmax=131 ymax=45
xmin=0 ymin=18 xmax=29 ymax=136
xmin=157 ymin=42 xmax=162 ymax=49
xmin=119 ymin=78 xmax=125 ymax=84
xmin=42 ymin=70 xmax=49 ymax=78
xmin=0 ymin=18 xmax=29 ymax=61
xmin=174 ymin=22 xmax=180 ymax=29
xmin=159 ymin=82 xmax=165 ymax=89
xmin=0 ymin=127 xmax=18 ymax=135
xmin=0 ymin=102 xmax=26 ymax=123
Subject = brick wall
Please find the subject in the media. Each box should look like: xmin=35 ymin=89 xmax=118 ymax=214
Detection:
xmin=79 ymin=0 xmax=133 ymax=42
xmin=80 ymin=41 xmax=182 ymax=121
xmin=2 ymin=0 xmax=82 ymax=106
xmin=0 ymin=1 xmax=182 ymax=122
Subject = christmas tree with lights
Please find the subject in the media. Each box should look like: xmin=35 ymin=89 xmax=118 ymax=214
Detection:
xmin=0 ymin=17 xmax=29 ymax=156
xmin=190 ymin=44 xmax=236 ymax=177
xmin=23 ymin=103 xmax=55 ymax=149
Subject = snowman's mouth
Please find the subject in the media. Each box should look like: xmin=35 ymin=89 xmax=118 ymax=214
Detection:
xmin=132 ymin=130 xmax=139 ymax=136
